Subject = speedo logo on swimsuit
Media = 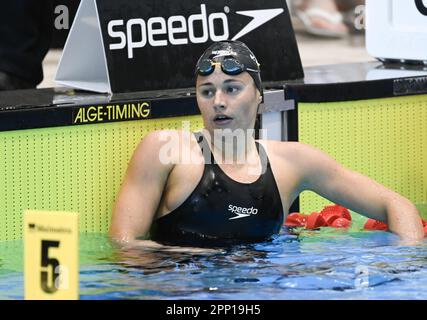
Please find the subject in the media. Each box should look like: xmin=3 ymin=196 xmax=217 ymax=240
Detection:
xmin=108 ymin=4 xmax=284 ymax=58
xmin=228 ymin=205 xmax=258 ymax=220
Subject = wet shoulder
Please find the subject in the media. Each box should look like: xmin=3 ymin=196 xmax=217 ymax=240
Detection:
xmin=256 ymin=140 xmax=308 ymax=160
xmin=132 ymin=130 xmax=197 ymax=165
xmin=256 ymin=140 xmax=333 ymax=170
xmin=139 ymin=129 xmax=197 ymax=148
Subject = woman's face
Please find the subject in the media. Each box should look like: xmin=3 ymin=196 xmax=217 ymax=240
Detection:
xmin=196 ymin=66 xmax=261 ymax=135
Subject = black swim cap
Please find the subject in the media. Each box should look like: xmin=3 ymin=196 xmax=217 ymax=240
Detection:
xmin=195 ymin=40 xmax=263 ymax=96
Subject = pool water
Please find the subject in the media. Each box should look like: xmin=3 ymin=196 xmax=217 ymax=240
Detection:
xmin=0 ymin=227 xmax=426 ymax=300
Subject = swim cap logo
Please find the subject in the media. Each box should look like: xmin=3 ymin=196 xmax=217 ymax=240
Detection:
xmin=249 ymin=53 xmax=259 ymax=64
xmin=228 ymin=204 xmax=258 ymax=220
xmin=211 ymin=49 xmax=237 ymax=59
xmin=108 ymin=4 xmax=284 ymax=59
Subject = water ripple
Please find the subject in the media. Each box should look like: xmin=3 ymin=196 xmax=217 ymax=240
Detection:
xmin=0 ymin=232 xmax=426 ymax=299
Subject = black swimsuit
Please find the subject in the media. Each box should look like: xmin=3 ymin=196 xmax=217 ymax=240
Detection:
xmin=150 ymin=132 xmax=284 ymax=247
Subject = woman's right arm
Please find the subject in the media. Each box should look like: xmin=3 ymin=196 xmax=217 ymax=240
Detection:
xmin=109 ymin=131 xmax=175 ymax=244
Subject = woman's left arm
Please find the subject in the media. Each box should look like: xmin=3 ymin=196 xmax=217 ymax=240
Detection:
xmin=288 ymin=142 xmax=424 ymax=241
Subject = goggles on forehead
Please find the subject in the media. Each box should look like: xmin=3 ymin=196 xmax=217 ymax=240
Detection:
xmin=196 ymin=57 xmax=260 ymax=76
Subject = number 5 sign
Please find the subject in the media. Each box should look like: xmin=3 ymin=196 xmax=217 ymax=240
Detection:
xmin=24 ymin=211 xmax=79 ymax=300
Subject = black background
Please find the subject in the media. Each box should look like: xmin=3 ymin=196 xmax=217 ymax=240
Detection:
xmin=51 ymin=0 xmax=80 ymax=48
xmin=95 ymin=0 xmax=304 ymax=93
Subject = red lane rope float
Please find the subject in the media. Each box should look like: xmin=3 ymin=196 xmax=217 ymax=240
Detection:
xmin=285 ymin=213 xmax=308 ymax=228
xmin=285 ymin=204 xmax=427 ymax=236
xmin=364 ymin=217 xmax=427 ymax=237
xmin=285 ymin=205 xmax=352 ymax=229
xmin=306 ymin=212 xmax=327 ymax=230
xmin=363 ymin=219 xmax=388 ymax=231
xmin=320 ymin=205 xmax=352 ymax=221
xmin=330 ymin=217 xmax=351 ymax=228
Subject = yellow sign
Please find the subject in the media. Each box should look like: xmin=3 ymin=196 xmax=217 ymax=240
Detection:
xmin=24 ymin=210 xmax=79 ymax=300
xmin=73 ymin=102 xmax=151 ymax=124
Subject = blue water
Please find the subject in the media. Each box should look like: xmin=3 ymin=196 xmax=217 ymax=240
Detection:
xmin=0 ymin=227 xmax=426 ymax=300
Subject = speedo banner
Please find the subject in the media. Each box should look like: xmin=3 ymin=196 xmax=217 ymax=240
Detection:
xmin=55 ymin=0 xmax=303 ymax=93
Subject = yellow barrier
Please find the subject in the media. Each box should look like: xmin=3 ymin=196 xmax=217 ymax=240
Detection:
xmin=0 ymin=116 xmax=203 ymax=241
xmin=298 ymin=94 xmax=427 ymax=221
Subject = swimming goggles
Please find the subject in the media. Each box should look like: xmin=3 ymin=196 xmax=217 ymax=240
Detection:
xmin=196 ymin=58 xmax=260 ymax=76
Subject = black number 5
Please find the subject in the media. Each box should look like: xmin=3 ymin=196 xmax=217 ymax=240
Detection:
xmin=41 ymin=240 xmax=60 ymax=293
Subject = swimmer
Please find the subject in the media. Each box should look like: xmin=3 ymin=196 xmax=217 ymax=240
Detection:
xmin=109 ymin=40 xmax=424 ymax=247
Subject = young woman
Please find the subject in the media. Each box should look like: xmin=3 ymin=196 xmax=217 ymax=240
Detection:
xmin=110 ymin=41 xmax=424 ymax=247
